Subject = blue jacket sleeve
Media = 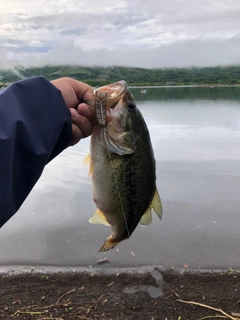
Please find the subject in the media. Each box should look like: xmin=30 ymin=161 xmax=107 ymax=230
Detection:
xmin=0 ymin=77 xmax=72 ymax=228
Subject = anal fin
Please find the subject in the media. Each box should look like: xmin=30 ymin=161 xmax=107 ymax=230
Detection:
xmin=89 ymin=208 xmax=110 ymax=226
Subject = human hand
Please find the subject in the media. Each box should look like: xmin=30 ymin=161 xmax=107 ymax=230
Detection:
xmin=51 ymin=77 xmax=96 ymax=146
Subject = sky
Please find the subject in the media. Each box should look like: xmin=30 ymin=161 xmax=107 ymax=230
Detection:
xmin=0 ymin=0 xmax=240 ymax=69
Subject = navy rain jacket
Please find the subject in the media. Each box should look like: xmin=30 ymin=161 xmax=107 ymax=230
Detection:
xmin=0 ymin=77 xmax=72 ymax=228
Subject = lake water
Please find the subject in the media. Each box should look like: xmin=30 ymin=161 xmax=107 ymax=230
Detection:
xmin=1 ymin=86 xmax=240 ymax=270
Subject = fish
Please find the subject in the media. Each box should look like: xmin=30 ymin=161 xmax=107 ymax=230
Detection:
xmin=86 ymin=80 xmax=162 ymax=252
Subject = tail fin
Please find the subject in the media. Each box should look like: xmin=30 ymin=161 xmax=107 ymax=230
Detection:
xmin=99 ymin=237 xmax=119 ymax=252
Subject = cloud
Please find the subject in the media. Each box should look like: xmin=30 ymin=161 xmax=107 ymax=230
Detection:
xmin=2 ymin=36 xmax=238 ymax=70
xmin=0 ymin=0 xmax=240 ymax=69
xmin=59 ymin=28 xmax=86 ymax=36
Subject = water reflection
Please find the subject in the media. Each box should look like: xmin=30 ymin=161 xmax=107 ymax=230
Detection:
xmin=0 ymin=87 xmax=240 ymax=269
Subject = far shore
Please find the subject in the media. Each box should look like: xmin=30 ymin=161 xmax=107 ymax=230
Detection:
xmin=129 ymin=84 xmax=240 ymax=89
xmin=2 ymin=83 xmax=240 ymax=90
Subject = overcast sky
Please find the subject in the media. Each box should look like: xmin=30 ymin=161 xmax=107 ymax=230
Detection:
xmin=0 ymin=0 xmax=240 ymax=69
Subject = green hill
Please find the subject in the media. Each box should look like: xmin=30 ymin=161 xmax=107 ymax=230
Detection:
xmin=1 ymin=65 xmax=240 ymax=87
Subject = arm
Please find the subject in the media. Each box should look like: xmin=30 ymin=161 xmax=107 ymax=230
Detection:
xmin=0 ymin=76 xmax=95 ymax=228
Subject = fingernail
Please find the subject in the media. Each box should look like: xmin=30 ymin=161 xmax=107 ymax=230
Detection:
xmin=70 ymin=108 xmax=78 ymax=119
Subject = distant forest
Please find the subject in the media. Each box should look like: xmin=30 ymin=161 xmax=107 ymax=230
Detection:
xmin=1 ymin=65 xmax=240 ymax=87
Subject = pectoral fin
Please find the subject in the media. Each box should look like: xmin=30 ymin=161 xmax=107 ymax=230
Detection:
xmin=82 ymin=153 xmax=90 ymax=164
xmin=89 ymin=209 xmax=110 ymax=226
xmin=140 ymin=207 xmax=152 ymax=226
xmin=82 ymin=153 xmax=93 ymax=176
xmin=151 ymin=188 xmax=163 ymax=219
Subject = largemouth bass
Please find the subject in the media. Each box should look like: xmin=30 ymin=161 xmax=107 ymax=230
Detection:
xmin=87 ymin=80 xmax=162 ymax=252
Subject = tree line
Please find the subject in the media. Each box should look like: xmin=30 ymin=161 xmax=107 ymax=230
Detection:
xmin=1 ymin=65 xmax=240 ymax=87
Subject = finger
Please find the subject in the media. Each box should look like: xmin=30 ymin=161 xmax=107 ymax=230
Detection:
xmin=51 ymin=78 xmax=94 ymax=108
xmin=70 ymin=108 xmax=94 ymax=138
xmin=68 ymin=124 xmax=83 ymax=146
xmin=77 ymin=103 xmax=97 ymax=127
xmin=69 ymin=79 xmax=94 ymax=104
xmin=51 ymin=78 xmax=78 ymax=108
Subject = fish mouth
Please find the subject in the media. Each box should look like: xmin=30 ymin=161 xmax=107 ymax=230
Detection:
xmin=94 ymin=80 xmax=128 ymax=126
xmin=96 ymin=80 xmax=127 ymax=97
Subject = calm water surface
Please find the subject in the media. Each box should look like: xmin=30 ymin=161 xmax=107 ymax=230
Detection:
xmin=1 ymin=86 xmax=240 ymax=269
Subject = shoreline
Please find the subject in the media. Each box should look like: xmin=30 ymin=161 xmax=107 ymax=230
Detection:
xmin=1 ymin=265 xmax=240 ymax=319
xmin=0 ymin=264 xmax=238 ymax=276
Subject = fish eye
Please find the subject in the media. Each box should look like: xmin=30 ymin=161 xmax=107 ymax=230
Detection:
xmin=127 ymin=101 xmax=136 ymax=110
